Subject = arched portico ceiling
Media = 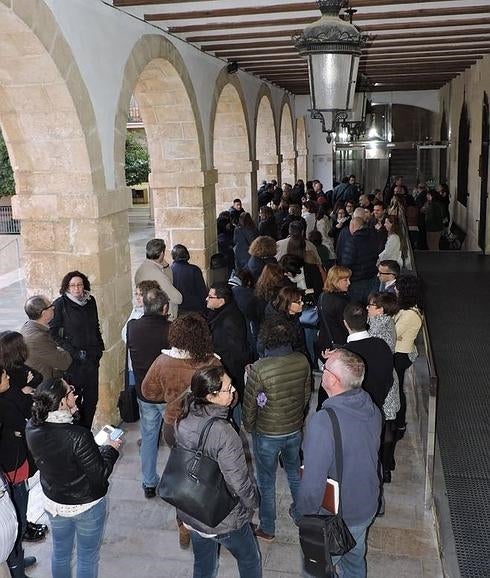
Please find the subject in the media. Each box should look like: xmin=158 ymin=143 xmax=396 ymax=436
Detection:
xmin=0 ymin=0 xmax=104 ymax=194
xmin=279 ymin=96 xmax=296 ymax=186
xmin=118 ymin=0 xmax=490 ymax=94
xmin=115 ymin=34 xmax=207 ymax=189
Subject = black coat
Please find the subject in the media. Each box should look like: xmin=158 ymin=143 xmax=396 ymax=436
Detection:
xmin=50 ymin=294 xmax=104 ymax=362
xmin=234 ymin=226 xmax=258 ymax=271
xmin=26 ymin=420 xmax=118 ymax=505
xmin=127 ymin=314 xmax=170 ymax=401
xmin=208 ymin=302 xmax=249 ymax=396
xmin=0 ymin=391 xmax=30 ymax=474
xmin=261 ymin=303 xmax=306 ymax=357
xmin=171 ymin=261 xmax=207 ymax=314
xmin=345 ymin=337 xmax=393 ymax=410
xmin=341 ymin=227 xmax=379 ymax=282
xmin=258 ymin=217 xmax=278 ymax=240
xmin=318 ymin=292 xmax=350 ymax=351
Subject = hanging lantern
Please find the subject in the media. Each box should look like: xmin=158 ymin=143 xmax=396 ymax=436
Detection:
xmin=293 ymin=0 xmax=364 ymax=112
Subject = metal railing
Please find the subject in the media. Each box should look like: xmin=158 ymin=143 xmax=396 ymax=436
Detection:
xmin=396 ymin=202 xmax=438 ymax=507
xmin=0 ymin=205 xmax=20 ymax=234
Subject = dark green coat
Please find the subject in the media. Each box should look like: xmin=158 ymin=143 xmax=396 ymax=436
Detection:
xmin=242 ymin=352 xmax=311 ymax=435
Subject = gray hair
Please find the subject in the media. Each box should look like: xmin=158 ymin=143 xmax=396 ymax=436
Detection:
xmin=146 ymin=238 xmax=166 ymax=260
xmin=328 ymin=349 xmax=365 ymax=390
xmin=352 ymin=207 xmax=366 ymax=220
xmin=24 ymin=295 xmax=50 ymax=320
xmin=143 ymin=288 xmax=169 ymax=315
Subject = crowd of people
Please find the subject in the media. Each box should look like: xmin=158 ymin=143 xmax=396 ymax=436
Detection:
xmin=0 ymin=173 xmax=438 ymax=578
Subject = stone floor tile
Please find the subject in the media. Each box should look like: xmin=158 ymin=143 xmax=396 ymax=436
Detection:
xmin=366 ymin=552 xmax=423 ymax=578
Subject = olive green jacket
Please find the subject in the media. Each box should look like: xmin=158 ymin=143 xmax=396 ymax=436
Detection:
xmin=242 ymin=352 xmax=311 ymax=435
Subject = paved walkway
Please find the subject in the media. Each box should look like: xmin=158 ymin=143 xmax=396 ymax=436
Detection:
xmin=1 ymin=224 xmax=443 ymax=577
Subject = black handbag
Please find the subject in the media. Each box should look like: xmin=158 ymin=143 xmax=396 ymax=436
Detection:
xmin=118 ymin=340 xmax=139 ymax=423
xmin=158 ymin=417 xmax=239 ymax=527
xmin=298 ymin=408 xmax=356 ymax=578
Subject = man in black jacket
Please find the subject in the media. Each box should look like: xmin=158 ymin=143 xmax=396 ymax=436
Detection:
xmin=341 ymin=217 xmax=379 ymax=304
xmin=343 ymin=303 xmax=393 ymax=411
xmin=127 ymin=288 xmax=170 ymax=498
xmin=207 ymin=283 xmax=249 ymax=403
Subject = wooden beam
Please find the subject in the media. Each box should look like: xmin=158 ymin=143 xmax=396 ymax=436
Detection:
xmin=147 ymin=4 xmax=490 ymax=23
xmin=201 ymin=34 xmax=490 ymax=52
xmin=186 ymin=19 xmax=490 ymax=43
xmin=361 ymin=49 xmax=490 ymax=61
xmin=164 ymin=7 xmax=490 ymax=32
xmin=116 ymin=0 xmax=456 ymax=9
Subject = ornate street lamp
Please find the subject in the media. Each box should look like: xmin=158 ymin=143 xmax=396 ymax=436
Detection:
xmin=293 ymin=0 xmax=365 ymax=142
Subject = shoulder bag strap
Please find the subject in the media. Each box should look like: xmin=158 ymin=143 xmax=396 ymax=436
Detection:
xmin=324 ymin=407 xmax=344 ymax=517
xmin=197 ymin=416 xmax=225 ymax=451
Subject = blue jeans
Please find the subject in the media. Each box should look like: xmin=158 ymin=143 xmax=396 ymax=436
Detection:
xmin=252 ymin=431 xmax=302 ymax=535
xmin=190 ymin=522 xmax=262 ymax=578
xmin=331 ymin=519 xmax=372 ymax=578
xmin=137 ymin=398 xmax=165 ymax=488
xmin=7 ymin=481 xmax=28 ymax=571
xmin=48 ymin=498 xmax=107 ymax=578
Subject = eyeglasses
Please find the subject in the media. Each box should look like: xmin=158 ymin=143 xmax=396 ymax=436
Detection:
xmin=64 ymin=385 xmax=76 ymax=398
xmin=41 ymin=303 xmax=55 ymax=312
xmin=323 ymin=366 xmax=340 ymax=381
xmin=68 ymin=283 xmax=84 ymax=288
xmin=206 ymin=295 xmax=219 ymax=300
xmin=377 ymin=270 xmax=395 ymax=276
xmin=218 ymin=384 xmax=234 ymax=394
xmin=292 ymin=299 xmax=304 ymax=304
xmin=367 ymin=303 xmax=377 ymax=308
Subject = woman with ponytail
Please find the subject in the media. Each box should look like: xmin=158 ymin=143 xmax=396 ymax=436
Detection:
xmin=175 ymin=366 xmax=261 ymax=578
xmin=25 ymin=378 xmax=121 ymax=578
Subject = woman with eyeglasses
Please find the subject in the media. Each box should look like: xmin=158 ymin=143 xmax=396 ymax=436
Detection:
xmin=26 ymin=378 xmax=121 ymax=578
xmin=50 ymin=271 xmax=105 ymax=429
xmin=175 ymin=365 xmax=261 ymax=578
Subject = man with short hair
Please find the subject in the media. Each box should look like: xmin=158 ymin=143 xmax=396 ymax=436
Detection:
xmin=134 ymin=238 xmax=182 ymax=320
xmin=229 ymin=198 xmax=244 ymax=225
xmin=343 ymin=303 xmax=393 ymax=411
xmin=372 ymin=201 xmax=388 ymax=251
xmin=298 ymin=348 xmax=382 ymax=578
xmin=127 ymin=288 xmax=171 ymax=498
xmin=207 ymin=282 xmax=249 ymax=401
xmin=377 ymin=260 xmax=400 ymax=293
xmin=20 ymin=295 xmax=72 ymax=380
xmin=340 ymin=217 xmax=379 ymax=304
xmin=243 ymin=320 xmax=311 ymax=542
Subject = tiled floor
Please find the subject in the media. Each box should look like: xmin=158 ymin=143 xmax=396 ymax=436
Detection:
xmin=2 ymin=224 xmax=443 ymax=577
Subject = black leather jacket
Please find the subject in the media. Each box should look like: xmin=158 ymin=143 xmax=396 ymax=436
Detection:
xmin=26 ymin=420 xmax=118 ymax=504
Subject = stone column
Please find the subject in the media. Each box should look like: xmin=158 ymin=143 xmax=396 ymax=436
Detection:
xmin=281 ymin=152 xmax=297 ymax=186
xmin=12 ymin=189 xmax=133 ymax=427
xmin=215 ymin=160 xmax=259 ymax=219
xmin=258 ymin=154 xmax=281 ymax=184
xmin=296 ymin=146 xmax=308 ymax=184
xmin=149 ymin=168 xmax=218 ymax=279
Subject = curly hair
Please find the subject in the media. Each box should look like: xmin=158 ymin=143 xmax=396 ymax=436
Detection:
xmin=396 ymin=275 xmax=424 ymax=311
xmin=59 ymin=270 xmax=90 ymax=295
xmin=255 ymin=263 xmax=285 ymax=301
xmin=168 ymin=313 xmax=214 ymax=362
xmin=248 ymin=236 xmax=277 ymax=258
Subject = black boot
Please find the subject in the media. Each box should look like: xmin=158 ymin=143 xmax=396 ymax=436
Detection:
xmin=8 ymin=564 xmax=32 ymax=578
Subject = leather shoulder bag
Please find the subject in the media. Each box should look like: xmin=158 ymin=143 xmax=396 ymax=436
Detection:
xmin=158 ymin=416 xmax=239 ymax=528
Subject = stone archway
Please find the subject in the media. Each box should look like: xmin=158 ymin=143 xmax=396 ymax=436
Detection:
xmin=115 ymin=35 xmax=216 ymax=273
xmin=279 ymin=99 xmax=297 ymax=186
xmin=255 ymin=88 xmax=279 ymax=184
xmin=296 ymin=116 xmax=308 ymax=184
xmin=0 ymin=1 xmax=132 ymax=424
xmin=211 ymin=72 xmax=256 ymax=217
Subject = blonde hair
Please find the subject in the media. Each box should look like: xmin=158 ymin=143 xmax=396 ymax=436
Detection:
xmin=324 ymin=265 xmax=352 ymax=293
